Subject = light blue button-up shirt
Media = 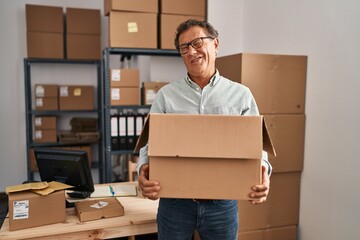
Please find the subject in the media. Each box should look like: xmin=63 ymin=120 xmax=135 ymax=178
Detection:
xmin=137 ymin=70 xmax=272 ymax=175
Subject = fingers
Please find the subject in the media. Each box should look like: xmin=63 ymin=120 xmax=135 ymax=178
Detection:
xmin=138 ymin=164 xmax=161 ymax=200
xmin=248 ymin=166 xmax=271 ymax=205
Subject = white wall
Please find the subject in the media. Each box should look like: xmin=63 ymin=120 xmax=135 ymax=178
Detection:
xmin=1 ymin=0 xmax=360 ymax=239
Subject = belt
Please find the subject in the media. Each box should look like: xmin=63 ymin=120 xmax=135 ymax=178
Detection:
xmin=192 ymin=199 xmax=213 ymax=202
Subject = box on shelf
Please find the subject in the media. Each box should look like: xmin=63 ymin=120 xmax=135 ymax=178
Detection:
xmin=238 ymin=172 xmax=301 ymax=232
xmin=70 ymin=117 xmax=98 ymax=133
xmin=265 ymin=114 xmax=305 ymax=173
xmin=216 ymin=53 xmax=307 ymax=114
xmin=75 ymin=198 xmax=124 ymax=222
xmin=27 ymin=32 xmax=64 ymax=59
xmin=34 ymin=129 xmax=57 ymax=143
xmin=34 ymin=116 xmax=57 ymax=130
xmin=59 ymin=85 xmax=95 ymax=110
xmin=104 ymin=0 xmax=158 ymax=16
xmin=141 ymin=81 xmax=168 ymax=105
xmin=110 ymin=87 xmax=140 ymax=105
xmin=160 ymin=14 xmax=204 ymax=50
xmin=26 ymin=4 xmax=64 ymax=33
xmin=160 ymin=0 xmax=206 ymax=17
xmin=66 ymin=34 xmax=101 ymax=60
xmin=135 ymin=114 xmax=276 ymax=200
xmin=7 ymin=187 xmax=66 ymax=231
xmin=108 ymin=11 xmax=157 ymax=49
xmin=110 ymin=68 xmax=140 ymax=87
xmin=66 ymin=8 xmax=101 ymax=35
xmin=34 ymin=97 xmax=58 ymax=110
xmin=35 ymin=84 xmax=58 ymax=98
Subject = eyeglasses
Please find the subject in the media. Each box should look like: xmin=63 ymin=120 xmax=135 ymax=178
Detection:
xmin=178 ymin=36 xmax=215 ymax=54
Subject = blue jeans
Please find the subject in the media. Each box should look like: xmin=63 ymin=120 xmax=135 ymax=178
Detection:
xmin=157 ymin=198 xmax=239 ymax=240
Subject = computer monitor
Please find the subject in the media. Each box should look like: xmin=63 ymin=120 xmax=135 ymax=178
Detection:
xmin=34 ymin=148 xmax=95 ymax=198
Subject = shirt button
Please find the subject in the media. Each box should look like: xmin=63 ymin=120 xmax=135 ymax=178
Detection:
xmin=196 ymin=87 xmax=200 ymax=91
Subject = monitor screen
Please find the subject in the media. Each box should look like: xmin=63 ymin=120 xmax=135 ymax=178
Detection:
xmin=34 ymin=148 xmax=95 ymax=194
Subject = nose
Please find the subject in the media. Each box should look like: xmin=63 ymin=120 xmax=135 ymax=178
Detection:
xmin=187 ymin=45 xmax=197 ymax=55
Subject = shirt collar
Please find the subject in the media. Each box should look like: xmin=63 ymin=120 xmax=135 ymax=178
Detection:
xmin=185 ymin=69 xmax=221 ymax=89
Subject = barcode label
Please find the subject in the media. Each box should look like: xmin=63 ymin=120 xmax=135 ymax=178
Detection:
xmin=13 ymin=200 xmax=29 ymax=220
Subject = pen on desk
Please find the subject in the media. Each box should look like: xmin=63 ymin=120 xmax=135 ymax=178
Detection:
xmin=109 ymin=185 xmax=115 ymax=196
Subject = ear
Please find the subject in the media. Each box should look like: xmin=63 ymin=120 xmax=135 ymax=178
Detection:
xmin=213 ymin=38 xmax=220 ymax=55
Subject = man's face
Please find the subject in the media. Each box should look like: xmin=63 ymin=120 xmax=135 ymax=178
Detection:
xmin=178 ymin=26 xmax=219 ymax=79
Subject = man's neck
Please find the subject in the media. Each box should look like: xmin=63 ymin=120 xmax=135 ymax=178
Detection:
xmin=188 ymin=70 xmax=216 ymax=89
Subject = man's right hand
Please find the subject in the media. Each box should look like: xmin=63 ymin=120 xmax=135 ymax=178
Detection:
xmin=138 ymin=163 xmax=161 ymax=200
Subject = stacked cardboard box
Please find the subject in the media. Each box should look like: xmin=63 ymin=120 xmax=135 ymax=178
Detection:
xmin=34 ymin=84 xmax=59 ymax=111
xmin=33 ymin=116 xmax=57 ymax=144
xmin=26 ymin=4 xmax=64 ymax=59
xmin=159 ymin=0 xmax=206 ymax=49
xmin=104 ymin=0 xmax=158 ymax=48
xmin=66 ymin=8 xmax=101 ymax=60
xmin=216 ymin=53 xmax=307 ymax=239
xmin=110 ymin=68 xmax=140 ymax=105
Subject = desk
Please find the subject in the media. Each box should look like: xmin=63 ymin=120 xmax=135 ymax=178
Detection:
xmin=0 ymin=189 xmax=159 ymax=239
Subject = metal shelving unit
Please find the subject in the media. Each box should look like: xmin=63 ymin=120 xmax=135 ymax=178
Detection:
xmin=24 ymin=58 xmax=103 ymax=182
xmin=102 ymin=48 xmax=180 ymax=183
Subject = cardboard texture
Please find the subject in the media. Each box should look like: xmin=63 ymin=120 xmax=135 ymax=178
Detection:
xmin=141 ymin=81 xmax=168 ymax=105
xmin=66 ymin=34 xmax=101 ymax=60
xmin=216 ymin=53 xmax=307 ymax=114
xmin=238 ymin=172 xmax=301 ymax=231
xmin=27 ymin=32 xmax=64 ymax=59
xmin=109 ymin=11 xmax=157 ymax=49
xmin=34 ymin=116 xmax=57 ymax=130
xmin=238 ymin=225 xmax=297 ymax=240
xmin=110 ymin=69 xmax=140 ymax=87
xmin=26 ymin=4 xmax=64 ymax=33
xmin=8 ymin=190 xmax=66 ymax=231
xmin=160 ymin=14 xmax=204 ymax=49
xmin=35 ymin=97 xmax=59 ymax=110
xmin=135 ymin=114 xmax=275 ymax=200
xmin=110 ymin=87 xmax=140 ymax=105
xmin=75 ymin=198 xmax=124 ymax=222
xmin=66 ymin=8 xmax=101 ymax=35
xmin=104 ymin=0 xmax=158 ymax=16
xmin=35 ymin=84 xmax=58 ymax=98
xmin=33 ymin=129 xmax=57 ymax=143
xmin=160 ymin=0 xmax=206 ymax=17
xmin=59 ymin=85 xmax=94 ymax=110
xmin=264 ymin=114 xmax=305 ymax=173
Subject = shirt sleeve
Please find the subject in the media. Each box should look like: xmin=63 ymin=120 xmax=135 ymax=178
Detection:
xmin=137 ymin=143 xmax=149 ymax=175
xmin=261 ymin=150 xmax=273 ymax=176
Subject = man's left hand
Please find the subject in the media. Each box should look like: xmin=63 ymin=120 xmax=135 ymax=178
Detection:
xmin=249 ymin=165 xmax=270 ymax=204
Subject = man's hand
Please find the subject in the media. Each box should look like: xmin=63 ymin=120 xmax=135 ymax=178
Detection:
xmin=138 ymin=163 xmax=161 ymax=200
xmin=249 ymin=165 xmax=270 ymax=204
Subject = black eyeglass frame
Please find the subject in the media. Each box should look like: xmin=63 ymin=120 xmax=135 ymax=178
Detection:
xmin=177 ymin=36 xmax=215 ymax=54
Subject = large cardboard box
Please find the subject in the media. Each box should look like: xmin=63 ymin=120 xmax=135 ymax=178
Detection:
xmin=238 ymin=225 xmax=297 ymax=240
xmin=8 ymin=190 xmax=66 ymax=231
xmin=264 ymin=114 xmax=305 ymax=173
xmin=75 ymin=198 xmax=124 ymax=222
xmin=26 ymin=4 xmax=64 ymax=33
xmin=216 ymin=53 xmax=307 ymax=114
xmin=110 ymin=69 xmax=140 ymax=87
xmin=66 ymin=34 xmax=101 ymax=60
xmin=238 ymin=172 xmax=301 ymax=231
xmin=160 ymin=14 xmax=204 ymax=50
xmin=141 ymin=81 xmax=168 ymax=105
xmin=110 ymin=87 xmax=140 ymax=105
xmin=109 ymin=11 xmax=157 ymax=49
xmin=66 ymin=8 xmax=101 ymax=35
xmin=104 ymin=0 xmax=158 ymax=16
xmin=135 ymin=114 xmax=275 ymax=200
xmin=59 ymin=85 xmax=95 ymax=110
xmin=160 ymin=0 xmax=206 ymax=17
xmin=27 ymin=32 xmax=64 ymax=59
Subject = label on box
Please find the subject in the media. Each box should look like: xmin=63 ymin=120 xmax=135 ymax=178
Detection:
xmin=74 ymin=88 xmax=82 ymax=96
xmin=60 ymin=86 xmax=69 ymax=97
xmin=35 ymin=86 xmax=45 ymax=97
xmin=111 ymin=88 xmax=120 ymax=100
xmin=128 ymin=22 xmax=138 ymax=33
xmin=111 ymin=70 xmax=121 ymax=81
xmin=35 ymin=130 xmax=42 ymax=139
xmin=13 ymin=200 xmax=29 ymax=220
xmin=145 ymin=90 xmax=156 ymax=104
xmin=35 ymin=117 xmax=42 ymax=126
xmin=36 ymin=98 xmax=44 ymax=107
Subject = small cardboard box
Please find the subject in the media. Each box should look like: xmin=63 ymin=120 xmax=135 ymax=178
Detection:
xmin=141 ymin=81 xmax=168 ymax=105
xmin=33 ymin=129 xmax=57 ymax=143
xmin=109 ymin=11 xmax=157 ymax=49
xmin=216 ymin=53 xmax=307 ymax=114
xmin=6 ymin=182 xmax=69 ymax=231
xmin=26 ymin=4 xmax=64 ymax=33
xmin=160 ymin=14 xmax=204 ymax=50
xmin=59 ymin=85 xmax=95 ymax=110
xmin=110 ymin=69 xmax=140 ymax=87
xmin=35 ymin=84 xmax=58 ymax=98
xmin=135 ymin=114 xmax=275 ymax=200
xmin=35 ymin=97 xmax=59 ymax=110
xmin=75 ymin=198 xmax=124 ymax=222
xmin=110 ymin=87 xmax=140 ymax=106
xmin=104 ymin=0 xmax=158 ymax=16
xmin=160 ymin=0 xmax=206 ymax=17
xmin=34 ymin=116 xmax=57 ymax=130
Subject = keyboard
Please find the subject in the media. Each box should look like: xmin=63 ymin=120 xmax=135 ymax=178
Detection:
xmin=67 ymin=191 xmax=92 ymax=199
